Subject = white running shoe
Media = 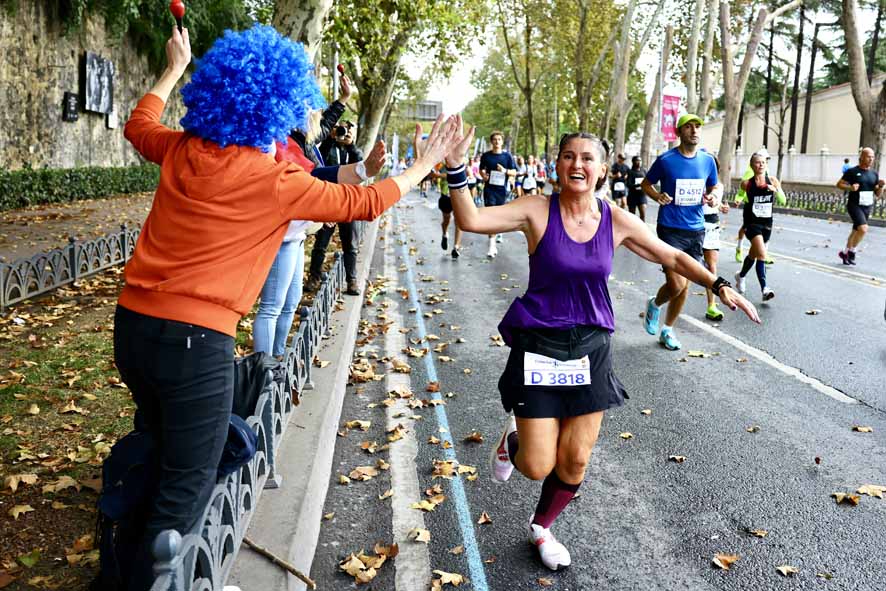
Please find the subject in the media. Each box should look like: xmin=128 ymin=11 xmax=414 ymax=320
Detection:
xmin=496 ymin=233 xmax=503 ymax=243
xmin=734 ymin=270 xmax=746 ymax=294
xmin=528 ymin=519 xmax=572 ymax=571
xmin=489 ymin=416 xmax=517 ymax=482
xmin=487 ymin=238 xmax=497 ymax=258
xmin=762 ymin=287 xmax=775 ymax=301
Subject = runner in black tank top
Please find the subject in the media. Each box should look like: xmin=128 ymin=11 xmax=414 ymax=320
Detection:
xmin=735 ymin=153 xmax=784 ymax=301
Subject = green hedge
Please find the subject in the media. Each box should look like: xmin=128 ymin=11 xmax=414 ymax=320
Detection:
xmin=0 ymin=164 xmax=160 ymax=211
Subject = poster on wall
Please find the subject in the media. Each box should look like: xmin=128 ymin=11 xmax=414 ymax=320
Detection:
xmin=661 ymin=95 xmax=680 ymax=142
xmin=83 ymin=52 xmax=115 ymax=114
xmin=62 ymin=92 xmax=79 ymax=122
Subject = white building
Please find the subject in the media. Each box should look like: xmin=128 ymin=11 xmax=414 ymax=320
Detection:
xmin=699 ymin=73 xmax=886 ymax=182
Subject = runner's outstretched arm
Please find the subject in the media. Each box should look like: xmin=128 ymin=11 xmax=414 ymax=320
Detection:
xmin=611 ymin=206 xmax=760 ymax=323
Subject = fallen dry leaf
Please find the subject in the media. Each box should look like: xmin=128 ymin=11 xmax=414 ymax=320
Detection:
xmin=640 ymin=409 xmax=652 ymax=415
xmin=477 ymin=511 xmax=492 ymax=525
xmin=852 ymin=425 xmax=873 ymax=433
xmin=432 ymin=570 xmax=465 ymax=587
xmin=449 ymin=545 xmax=464 ymax=555
xmin=348 ymin=466 xmax=379 ymax=481
xmin=746 ymin=426 xmax=761 ymax=433
xmin=538 ymin=578 xmax=554 ymax=587
xmin=620 ymin=432 xmax=634 ymax=439
xmin=345 ymin=419 xmax=371 ymax=431
xmin=805 ymin=309 xmax=820 ymax=315
xmin=4 ymin=473 xmax=38 ymax=493
xmin=464 ymin=431 xmax=484 ymax=443
xmin=748 ymin=529 xmax=768 ymax=538
xmin=26 ymin=404 xmax=40 ymax=415
xmin=42 ymin=475 xmax=80 ymax=494
xmin=338 ymin=474 xmax=351 ymax=485
xmin=668 ymin=455 xmax=687 ymax=463
xmin=857 ymin=484 xmax=886 ymax=499
xmin=776 ymin=565 xmax=799 ymax=577
xmin=408 ymin=528 xmax=431 ymax=543
xmin=712 ymin=553 xmax=740 ymax=570
xmin=687 ymin=350 xmax=711 ymax=358
xmin=323 ymin=512 xmax=335 ymax=520
xmin=426 ymin=381 xmax=441 ymax=393
xmin=831 ymin=492 xmax=860 ymax=506
xmin=9 ymin=505 xmax=35 ymax=519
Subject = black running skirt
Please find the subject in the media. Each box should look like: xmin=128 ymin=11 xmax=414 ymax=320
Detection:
xmin=498 ymin=329 xmax=627 ymax=419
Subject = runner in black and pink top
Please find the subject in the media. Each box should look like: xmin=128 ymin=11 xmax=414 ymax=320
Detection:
xmin=421 ymin=122 xmax=760 ymax=572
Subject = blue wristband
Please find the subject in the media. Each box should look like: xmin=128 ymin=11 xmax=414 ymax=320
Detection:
xmin=446 ymin=164 xmax=468 ymax=190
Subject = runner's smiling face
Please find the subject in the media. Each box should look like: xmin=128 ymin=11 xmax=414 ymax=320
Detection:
xmin=556 ymin=138 xmax=603 ymax=194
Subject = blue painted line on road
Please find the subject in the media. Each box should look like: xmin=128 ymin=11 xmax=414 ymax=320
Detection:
xmin=394 ymin=207 xmax=490 ymax=591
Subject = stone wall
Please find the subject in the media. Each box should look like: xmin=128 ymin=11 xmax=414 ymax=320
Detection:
xmin=0 ymin=2 xmax=187 ymax=170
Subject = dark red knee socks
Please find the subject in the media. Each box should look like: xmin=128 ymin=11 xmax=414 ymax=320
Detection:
xmin=532 ymin=470 xmax=581 ymax=529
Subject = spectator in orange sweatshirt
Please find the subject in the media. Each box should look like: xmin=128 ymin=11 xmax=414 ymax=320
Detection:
xmin=115 ymin=24 xmax=459 ymax=590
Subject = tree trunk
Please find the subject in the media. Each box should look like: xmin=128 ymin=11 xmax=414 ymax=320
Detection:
xmin=717 ymin=0 xmax=801 ymax=183
xmin=868 ymin=1 xmax=884 ymax=83
xmin=524 ymin=9 xmax=537 ymax=156
xmin=273 ymin=0 xmax=335 ymax=61
xmin=801 ymin=23 xmax=821 ymax=153
xmin=698 ymin=0 xmax=718 ymax=117
xmin=685 ymin=0 xmax=706 ymax=113
xmin=788 ymin=4 xmax=804 ymax=148
xmin=600 ymin=37 xmax=622 ymax=138
xmin=843 ymin=0 xmax=886 ymax=165
xmin=355 ymin=30 xmax=410 ymax=156
xmin=641 ymin=25 xmax=673 ymax=166
xmin=764 ymin=26 xmax=775 ymax=149
xmin=574 ymin=10 xmax=614 ymax=132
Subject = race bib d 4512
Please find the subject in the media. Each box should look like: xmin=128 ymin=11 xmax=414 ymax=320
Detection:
xmin=674 ymin=178 xmax=705 ymax=206
xmin=523 ymin=352 xmax=591 ymax=387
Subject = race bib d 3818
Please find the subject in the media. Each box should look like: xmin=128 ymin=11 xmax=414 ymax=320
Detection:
xmin=859 ymin=190 xmax=874 ymax=206
xmin=674 ymin=178 xmax=705 ymax=206
xmin=523 ymin=352 xmax=591 ymax=387
xmin=489 ymin=170 xmax=506 ymax=187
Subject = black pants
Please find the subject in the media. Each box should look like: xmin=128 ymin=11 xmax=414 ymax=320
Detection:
xmin=113 ymin=306 xmax=233 ymax=591
xmin=309 ymin=223 xmax=358 ymax=281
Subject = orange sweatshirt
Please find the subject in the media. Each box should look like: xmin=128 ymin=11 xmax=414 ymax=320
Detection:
xmin=119 ymin=94 xmax=400 ymax=336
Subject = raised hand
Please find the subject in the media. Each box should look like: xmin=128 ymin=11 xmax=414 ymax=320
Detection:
xmin=339 ymin=75 xmax=352 ymax=104
xmin=364 ymin=140 xmax=386 ymax=177
xmin=444 ymin=115 xmax=475 ymax=168
xmin=166 ymin=26 xmax=191 ymax=75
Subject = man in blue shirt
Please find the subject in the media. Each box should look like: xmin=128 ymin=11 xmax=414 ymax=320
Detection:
xmin=640 ymin=114 xmax=719 ymax=350
xmin=479 ymin=130 xmax=517 ymax=257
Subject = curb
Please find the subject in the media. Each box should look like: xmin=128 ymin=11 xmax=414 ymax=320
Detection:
xmin=227 ymin=217 xmax=380 ymax=591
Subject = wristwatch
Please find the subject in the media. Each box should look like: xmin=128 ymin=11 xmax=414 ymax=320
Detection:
xmin=355 ymin=160 xmax=368 ymax=181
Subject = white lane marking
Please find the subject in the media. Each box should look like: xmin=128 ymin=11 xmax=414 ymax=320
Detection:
xmin=677 ymin=314 xmax=857 ymax=404
xmin=720 ymin=238 xmax=885 ymax=287
xmin=773 ymin=225 xmax=828 ymax=237
xmin=620 ymin=281 xmax=858 ymax=404
xmin=643 ymin=220 xmax=884 ymax=287
xmin=382 ymin=217 xmax=432 ymax=591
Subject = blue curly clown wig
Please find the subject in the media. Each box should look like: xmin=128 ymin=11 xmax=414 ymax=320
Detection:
xmin=180 ymin=24 xmax=326 ymax=150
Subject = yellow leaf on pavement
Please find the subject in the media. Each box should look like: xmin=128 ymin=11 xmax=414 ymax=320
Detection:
xmin=477 ymin=511 xmax=492 ymax=525
xmin=408 ymin=528 xmax=431 ymax=543
xmin=668 ymin=455 xmax=687 ymax=463
xmin=26 ymin=404 xmax=40 ymax=415
xmin=620 ymin=432 xmax=634 ymax=439
xmin=379 ymin=489 xmax=394 ymax=501
xmin=831 ymin=492 xmax=860 ymax=506
xmin=852 ymin=425 xmax=873 ymax=433
xmin=857 ymin=484 xmax=886 ymax=499
xmin=776 ymin=565 xmax=799 ymax=577
xmin=432 ymin=570 xmax=465 ymax=586
xmin=712 ymin=553 xmax=740 ymax=570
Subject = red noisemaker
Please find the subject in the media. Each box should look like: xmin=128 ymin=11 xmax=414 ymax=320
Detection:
xmin=337 ymin=64 xmax=345 ymax=75
xmin=169 ymin=1 xmax=185 ymax=33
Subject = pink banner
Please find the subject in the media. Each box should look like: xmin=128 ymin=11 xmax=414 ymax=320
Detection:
xmin=661 ymin=95 xmax=680 ymax=142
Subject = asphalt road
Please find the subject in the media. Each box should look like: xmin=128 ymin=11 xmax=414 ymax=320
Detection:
xmin=310 ymin=193 xmax=886 ymax=591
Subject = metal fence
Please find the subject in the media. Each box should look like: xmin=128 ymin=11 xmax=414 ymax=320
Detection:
xmin=727 ymin=188 xmax=886 ymax=220
xmin=149 ymin=252 xmax=346 ymax=591
xmin=0 ymin=223 xmax=140 ymax=311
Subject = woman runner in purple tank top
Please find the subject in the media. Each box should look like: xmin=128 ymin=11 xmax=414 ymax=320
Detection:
xmin=419 ymin=121 xmax=760 ymax=572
